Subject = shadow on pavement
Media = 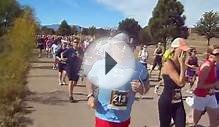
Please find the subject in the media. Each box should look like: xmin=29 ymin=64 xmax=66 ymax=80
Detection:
xmin=25 ymin=90 xmax=69 ymax=106
xmin=31 ymin=65 xmax=53 ymax=70
xmin=28 ymin=74 xmax=57 ymax=78
xmin=18 ymin=103 xmax=35 ymax=127
xmin=31 ymin=60 xmax=53 ymax=63
xmin=25 ymin=90 xmax=88 ymax=105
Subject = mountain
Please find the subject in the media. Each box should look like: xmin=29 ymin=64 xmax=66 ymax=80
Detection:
xmin=45 ymin=24 xmax=59 ymax=31
xmin=43 ymin=24 xmax=83 ymax=31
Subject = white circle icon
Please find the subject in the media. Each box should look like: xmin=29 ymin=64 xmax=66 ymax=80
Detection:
xmin=83 ymin=33 xmax=136 ymax=89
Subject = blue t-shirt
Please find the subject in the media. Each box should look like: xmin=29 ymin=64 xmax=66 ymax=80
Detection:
xmin=89 ymin=60 xmax=149 ymax=123
xmin=63 ymin=48 xmax=81 ymax=72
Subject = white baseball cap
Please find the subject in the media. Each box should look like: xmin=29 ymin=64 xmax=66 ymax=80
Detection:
xmin=171 ymin=38 xmax=190 ymax=51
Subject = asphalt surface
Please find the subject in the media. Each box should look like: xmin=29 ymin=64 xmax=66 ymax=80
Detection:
xmin=22 ymin=57 xmax=210 ymax=127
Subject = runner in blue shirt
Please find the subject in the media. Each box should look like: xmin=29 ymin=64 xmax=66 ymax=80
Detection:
xmin=62 ymin=39 xmax=82 ymax=103
xmin=86 ymin=33 xmax=150 ymax=127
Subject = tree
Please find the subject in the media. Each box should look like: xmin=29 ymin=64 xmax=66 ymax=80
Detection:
xmin=138 ymin=27 xmax=151 ymax=45
xmin=148 ymin=0 xmax=189 ymax=50
xmin=0 ymin=0 xmax=22 ymax=36
xmin=81 ymin=28 xmax=89 ymax=35
xmin=118 ymin=18 xmax=141 ymax=44
xmin=57 ymin=20 xmax=71 ymax=36
xmin=40 ymin=26 xmax=55 ymax=35
xmin=71 ymin=25 xmax=78 ymax=35
xmin=88 ymin=26 xmax=96 ymax=36
xmin=195 ymin=11 xmax=219 ymax=46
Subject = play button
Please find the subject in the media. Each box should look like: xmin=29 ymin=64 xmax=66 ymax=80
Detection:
xmin=83 ymin=33 xmax=136 ymax=89
xmin=105 ymin=52 xmax=117 ymax=75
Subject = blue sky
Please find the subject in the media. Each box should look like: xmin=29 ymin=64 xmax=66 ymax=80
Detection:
xmin=19 ymin=0 xmax=219 ymax=28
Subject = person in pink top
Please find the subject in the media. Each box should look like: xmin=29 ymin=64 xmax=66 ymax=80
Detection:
xmin=192 ymin=47 xmax=219 ymax=127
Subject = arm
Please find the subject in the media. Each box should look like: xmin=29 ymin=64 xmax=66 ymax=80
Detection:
xmin=55 ymin=49 xmax=62 ymax=61
xmin=138 ymin=50 xmax=142 ymax=58
xmin=61 ymin=50 xmax=68 ymax=61
xmin=153 ymin=48 xmax=157 ymax=56
xmin=164 ymin=61 xmax=186 ymax=87
xmin=86 ymin=79 xmax=96 ymax=109
xmin=185 ymin=57 xmax=193 ymax=68
xmin=138 ymin=80 xmax=150 ymax=95
xmin=158 ymin=48 xmax=163 ymax=56
xmin=146 ymin=51 xmax=149 ymax=59
xmin=131 ymin=65 xmax=150 ymax=95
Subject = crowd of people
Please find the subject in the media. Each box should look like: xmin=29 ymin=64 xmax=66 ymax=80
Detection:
xmin=36 ymin=33 xmax=219 ymax=127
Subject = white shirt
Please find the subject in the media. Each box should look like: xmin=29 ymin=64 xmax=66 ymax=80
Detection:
xmin=138 ymin=49 xmax=148 ymax=63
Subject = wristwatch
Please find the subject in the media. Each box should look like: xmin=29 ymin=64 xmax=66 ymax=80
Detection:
xmin=87 ymin=93 xmax=94 ymax=100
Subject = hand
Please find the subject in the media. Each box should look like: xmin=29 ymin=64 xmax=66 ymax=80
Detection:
xmin=87 ymin=96 xmax=96 ymax=109
xmin=178 ymin=53 xmax=186 ymax=66
xmin=131 ymin=80 xmax=142 ymax=93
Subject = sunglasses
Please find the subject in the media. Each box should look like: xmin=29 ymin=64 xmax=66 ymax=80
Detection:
xmin=210 ymin=52 xmax=219 ymax=56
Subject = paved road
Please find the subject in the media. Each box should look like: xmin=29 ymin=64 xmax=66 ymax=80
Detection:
xmin=22 ymin=57 xmax=209 ymax=127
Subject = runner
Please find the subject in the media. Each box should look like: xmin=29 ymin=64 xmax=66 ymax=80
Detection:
xmin=213 ymin=48 xmax=219 ymax=114
xmin=86 ymin=33 xmax=150 ymax=127
xmin=37 ymin=35 xmax=44 ymax=58
xmin=154 ymin=46 xmax=174 ymax=94
xmin=138 ymin=45 xmax=148 ymax=69
xmin=192 ymin=47 xmax=219 ymax=127
xmin=62 ymin=39 xmax=82 ymax=103
xmin=56 ymin=40 xmax=67 ymax=86
xmin=150 ymin=42 xmax=163 ymax=80
xmin=51 ymin=40 xmax=60 ymax=70
xmin=158 ymin=38 xmax=189 ymax=127
xmin=185 ymin=48 xmax=199 ymax=93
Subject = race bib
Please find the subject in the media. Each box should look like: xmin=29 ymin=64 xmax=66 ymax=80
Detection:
xmin=109 ymin=90 xmax=128 ymax=110
xmin=171 ymin=89 xmax=182 ymax=104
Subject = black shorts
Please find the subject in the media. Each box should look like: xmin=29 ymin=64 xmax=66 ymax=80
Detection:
xmin=215 ymin=92 xmax=219 ymax=104
xmin=152 ymin=56 xmax=162 ymax=70
xmin=38 ymin=44 xmax=44 ymax=50
xmin=66 ymin=68 xmax=79 ymax=81
xmin=58 ymin=63 xmax=66 ymax=72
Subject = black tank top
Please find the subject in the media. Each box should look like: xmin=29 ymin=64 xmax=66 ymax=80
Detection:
xmin=161 ymin=60 xmax=182 ymax=102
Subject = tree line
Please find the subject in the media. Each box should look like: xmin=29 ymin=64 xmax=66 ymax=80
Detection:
xmin=118 ymin=0 xmax=219 ymax=48
xmin=39 ymin=0 xmax=219 ymax=48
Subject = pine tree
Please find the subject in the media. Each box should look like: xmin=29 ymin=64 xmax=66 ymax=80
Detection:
xmin=148 ymin=0 xmax=189 ymax=50
xmin=118 ymin=18 xmax=141 ymax=44
xmin=195 ymin=11 xmax=219 ymax=46
xmin=57 ymin=20 xmax=71 ymax=36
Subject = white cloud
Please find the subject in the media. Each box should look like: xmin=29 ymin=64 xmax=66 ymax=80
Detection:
xmin=96 ymin=0 xmax=219 ymax=27
xmin=96 ymin=0 xmax=158 ymax=26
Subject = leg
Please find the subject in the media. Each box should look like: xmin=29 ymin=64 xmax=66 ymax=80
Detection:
xmin=158 ymin=99 xmax=172 ymax=127
xmin=62 ymin=70 xmax=67 ymax=84
xmin=192 ymin=95 xmax=206 ymax=126
xmin=150 ymin=60 xmax=157 ymax=75
xmin=172 ymin=103 xmax=186 ymax=127
xmin=158 ymin=63 xmax=162 ymax=80
xmin=58 ymin=63 xmax=64 ymax=85
xmin=38 ymin=48 xmax=42 ymax=57
xmin=68 ymin=80 xmax=77 ymax=103
xmin=206 ymin=107 xmax=219 ymax=127
xmin=193 ymin=109 xmax=204 ymax=126
xmin=58 ymin=71 xmax=63 ymax=85
xmin=206 ymin=95 xmax=219 ymax=127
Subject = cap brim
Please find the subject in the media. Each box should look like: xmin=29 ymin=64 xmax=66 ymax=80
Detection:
xmin=171 ymin=43 xmax=178 ymax=48
xmin=180 ymin=45 xmax=190 ymax=51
